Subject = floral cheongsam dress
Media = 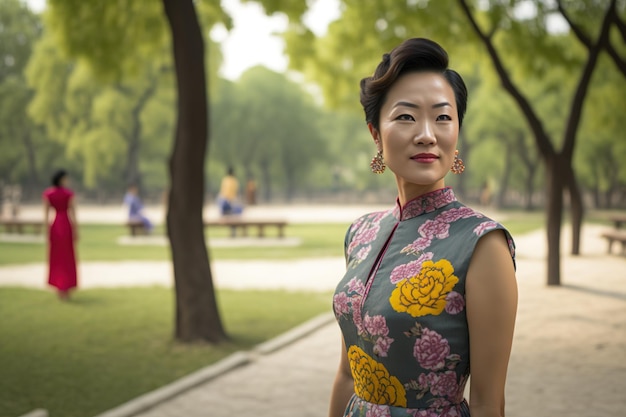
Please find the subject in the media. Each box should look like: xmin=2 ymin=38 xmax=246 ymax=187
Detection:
xmin=333 ymin=187 xmax=515 ymax=417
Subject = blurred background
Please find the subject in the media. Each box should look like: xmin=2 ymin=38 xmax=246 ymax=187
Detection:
xmin=1 ymin=0 xmax=624 ymax=210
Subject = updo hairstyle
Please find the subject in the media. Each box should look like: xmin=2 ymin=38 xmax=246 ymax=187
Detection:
xmin=359 ymin=38 xmax=468 ymax=131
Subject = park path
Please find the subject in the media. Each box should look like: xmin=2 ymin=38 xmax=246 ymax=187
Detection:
xmin=3 ymin=221 xmax=626 ymax=416
xmin=118 ymin=224 xmax=626 ymax=417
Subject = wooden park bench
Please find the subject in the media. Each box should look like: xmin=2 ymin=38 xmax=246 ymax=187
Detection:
xmin=600 ymin=229 xmax=626 ymax=255
xmin=204 ymin=217 xmax=288 ymax=238
xmin=609 ymin=214 xmax=626 ymax=230
xmin=125 ymin=220 xmax=150 ymax=236
xmin=0 ymin=219 xmax=44 ymax=235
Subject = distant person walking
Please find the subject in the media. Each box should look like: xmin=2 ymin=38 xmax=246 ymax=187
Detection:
xmin=217 ymin=166 xmax=243 ymax=216
xmin=43 ymin=170 xmax=78 ymax=301
xmin=123 ymin=184 xmax=153 ymax=233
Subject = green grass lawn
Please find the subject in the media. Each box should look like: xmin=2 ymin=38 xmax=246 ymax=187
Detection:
xmin=0 ymin=223 xmax=350 ymax=266
xmin=0 ymin=286 xmax=332 ymax=417
xmin=0 ymin=212 xmax=549 ymax=266
xmin=0 ymin=211 xmax=551 ymax=416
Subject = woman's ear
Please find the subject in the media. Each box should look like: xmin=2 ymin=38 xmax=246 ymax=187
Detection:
xmin=367 ymin=123 xmax=382 ymax=151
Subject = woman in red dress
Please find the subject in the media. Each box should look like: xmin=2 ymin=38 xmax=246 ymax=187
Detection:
xmin=43 ymin=170 xmax=78 ymax=300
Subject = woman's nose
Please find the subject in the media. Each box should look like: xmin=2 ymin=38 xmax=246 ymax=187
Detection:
xmin=413 ymin=122 xmax=436 ymax=145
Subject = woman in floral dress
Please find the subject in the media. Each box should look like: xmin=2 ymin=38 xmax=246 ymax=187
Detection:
xmin=329 ymin=38 xmax=517 ymax=417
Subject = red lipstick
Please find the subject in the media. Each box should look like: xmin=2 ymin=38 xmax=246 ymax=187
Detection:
xmin=411 ymin=153 xmax=439 ymax=163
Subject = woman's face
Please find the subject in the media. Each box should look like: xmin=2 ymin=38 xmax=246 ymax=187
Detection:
xmin=369 ymin=71 xmax=459 ymax=202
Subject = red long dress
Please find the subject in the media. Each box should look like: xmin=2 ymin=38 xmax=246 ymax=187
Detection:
xmin=43 ymin=186 xmax=77 ymax=292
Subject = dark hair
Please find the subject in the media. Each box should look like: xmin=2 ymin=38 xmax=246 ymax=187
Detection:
xmin=359 ymin=38 xmax=468 ymax=131
xmin=51 ymin=169 xmax=67 ymax=187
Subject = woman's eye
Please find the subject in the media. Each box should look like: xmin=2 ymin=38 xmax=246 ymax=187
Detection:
xmin=396 ymin=114 xmax=414 ymax=121
xmin=436 ymin=114 xmax=452 ymax=121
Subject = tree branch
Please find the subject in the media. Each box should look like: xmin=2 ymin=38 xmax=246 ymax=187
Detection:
xmin=558 ymin=0 xmax=626 ymax=80
xmin=562 ymin=0 xmax=616 ymax=159
xmin=456 ymin=0 xmax=555 ymax=159
xmin=556 ymin=0 xmax=591 ymax=48
xmin=612 ymin=8 xmax=626 ymax=43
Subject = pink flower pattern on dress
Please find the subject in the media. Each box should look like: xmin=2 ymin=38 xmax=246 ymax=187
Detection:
xmin=355 ymin=245 xmax=372 ymax=263
xmin=348 ymin=224 xmax=380 ymax=255
xmin=473 ymin=220 xmax=498 ymax=236
xmin=394 ymin=188 xmax=457 ymax=221
xmin=389 ymin=253 xmax=433 ymax=284
xmin=347 ymin=277 xmax=366 ymax=295
xmin=366 ymin=404 xmax=391 ymax=417
xmin=364 ymin=313 xmax=394 ymax=356
xmin=401 ymin=237 xmax=433 ymax=256
xmin=426 ymin=371 xmax=459 ymax=400
xmin=413 ymin=328 xmax=450 ymax=371
xmin=333 ymin=292 xmax=350 ymax=316
xmin=444 ymin=292 xmax=465 ymax=315
xmin=418 ymin=219 xmax=451 ymax=240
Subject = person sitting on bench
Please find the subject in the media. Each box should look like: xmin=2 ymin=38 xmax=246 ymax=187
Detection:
xmin=123 ymin=184 xmax=153 ymax=234
xmin=217 ymin=166 xmax=243 ymax=217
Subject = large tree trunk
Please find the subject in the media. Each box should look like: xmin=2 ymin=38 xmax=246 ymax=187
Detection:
xmin=163 ymin=0 xmax=227 ymax=343
xmin=546 ymin=156 xmax=564 ymax=286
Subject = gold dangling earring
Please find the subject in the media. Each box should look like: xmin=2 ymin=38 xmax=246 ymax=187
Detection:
xmin=451 ymin=150 xmax=465 ymax=174
xmin=370 ymin=150 xmax=386 ymax=174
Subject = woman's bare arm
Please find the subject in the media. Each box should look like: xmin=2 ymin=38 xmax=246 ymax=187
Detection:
xmin=328 ymin=336 xmax=354 ymax=417
xmin=466 ymin=230 xmax=518 ymax=417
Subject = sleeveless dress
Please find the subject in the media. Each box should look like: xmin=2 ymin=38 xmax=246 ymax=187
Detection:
xmin=43 ymin=186 xmax=77 ymax=292
xmin=333 ymin=187 xmax=515 ymax=417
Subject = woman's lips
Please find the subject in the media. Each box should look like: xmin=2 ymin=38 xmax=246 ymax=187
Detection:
xmin=411 ymin=153 xmax=439 ymax=163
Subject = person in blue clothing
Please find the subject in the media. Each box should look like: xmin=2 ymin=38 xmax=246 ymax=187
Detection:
xmin=329 ymin=38 xmax=518 ymax=417
xmin=123 ymin=184 xmax=153 ymax=233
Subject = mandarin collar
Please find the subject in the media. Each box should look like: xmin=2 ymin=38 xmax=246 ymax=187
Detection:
xmin=392 ymin=187 xmax=457 ymax=221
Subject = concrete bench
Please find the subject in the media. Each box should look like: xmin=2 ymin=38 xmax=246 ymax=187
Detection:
xmin=0 ymin=219 xmax=44 ymax=234
xmin=204 ymin=218 xmax=287 ymax=238
xmin=600 ymin=230 xmax=626 ymax=255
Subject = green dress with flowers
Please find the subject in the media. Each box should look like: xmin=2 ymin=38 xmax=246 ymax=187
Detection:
xmin=333 ymin=187 xmax=515 ymax=417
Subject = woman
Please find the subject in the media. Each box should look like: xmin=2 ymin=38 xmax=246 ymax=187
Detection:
xmin=43 ymin=170 xmax=78 ymax=300
xmin=329 ymin=38 xmax=517 ymax=417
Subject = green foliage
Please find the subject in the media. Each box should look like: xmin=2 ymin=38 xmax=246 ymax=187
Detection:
xmin=209 ymin=67 xmax=328 ymax=199
xmin=45 ymin=0 xmax=168 ymax=80
xmin=575 ymin=54 xmax=626 ymax=205
xmin=0 ymin=286 xmax=331 ymax=417
xmin=0 ymin=0 xmax=59 ymax=190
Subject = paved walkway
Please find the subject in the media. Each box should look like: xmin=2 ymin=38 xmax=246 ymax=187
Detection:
xmin=3 ymin=223 xmax=626 ymax=417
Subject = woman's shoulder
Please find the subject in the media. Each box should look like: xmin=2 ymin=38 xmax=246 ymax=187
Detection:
xmin=448 ymin=202 xmax=515 ymax=261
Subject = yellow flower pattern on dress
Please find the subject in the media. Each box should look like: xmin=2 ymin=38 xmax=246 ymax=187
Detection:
xmin=348 ymin=345 xmax=407 ymax=407
xmin=389 ymin=259 xmax=459 ymax=317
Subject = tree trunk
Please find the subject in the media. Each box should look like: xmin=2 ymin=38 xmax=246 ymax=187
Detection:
xmin=125 ymin=81 xmax=158 ymax=188
xmin=260 ymin=159 xmax=272 ymax=202
xmin=546 ymin=156 xmax=564 ymax=286
xmin=496 ymin=140 xmax=512 ymax=209
xmin=163 ymin=0 xmax=227 ymax=343
xmin=524 ymin=164 xmax=537 ymax=211
xmin=564 ymin=162 xmax=583 ymax=255
xmin=21 ymin=129 xmax=40 ymax=199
